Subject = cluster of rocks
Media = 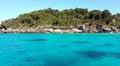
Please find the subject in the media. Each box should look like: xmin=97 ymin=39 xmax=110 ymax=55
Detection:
xmin=0 ymin=25 xmax=120 ymax=33
xmin=0 ymin=28 xmax=83 ymax=33
xmin=86 ymin=24 xmax=119 ymax=33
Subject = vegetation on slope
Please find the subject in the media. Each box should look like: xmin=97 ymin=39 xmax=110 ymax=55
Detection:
xmin=1 ymin=8 xmax=120 ymax=29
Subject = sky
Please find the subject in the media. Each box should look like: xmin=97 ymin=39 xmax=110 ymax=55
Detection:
xmin=0 ymin=0 xmax=120 ymax=22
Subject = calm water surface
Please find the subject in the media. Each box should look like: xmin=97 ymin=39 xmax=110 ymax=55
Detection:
xmin=0 ymin=33 xmax=120 ymax=66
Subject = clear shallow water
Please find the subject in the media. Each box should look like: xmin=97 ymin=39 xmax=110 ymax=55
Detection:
xmin=0 ymin=33 xmax=120 ymax=66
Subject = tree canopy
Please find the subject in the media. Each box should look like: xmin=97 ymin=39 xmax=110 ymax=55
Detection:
xmin=1 ymin=8 xmax=120 ymax=29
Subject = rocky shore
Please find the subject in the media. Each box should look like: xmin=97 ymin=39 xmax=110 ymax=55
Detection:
xmin=0 ymin=25 xmax=120 ymax=33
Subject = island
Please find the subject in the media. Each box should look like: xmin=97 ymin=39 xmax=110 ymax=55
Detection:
xmin=0 ymin=8 xmax=120 ymax=33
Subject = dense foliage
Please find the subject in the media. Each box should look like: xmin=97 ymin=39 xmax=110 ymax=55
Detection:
xmin=1 ymin=8 xmax=120 ymax=28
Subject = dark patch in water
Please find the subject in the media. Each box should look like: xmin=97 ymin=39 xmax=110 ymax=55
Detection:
xmin=74 ymin=50 xmax=82 ymax=56
xmin=9 ymin=44 xmax=19 ymax=48
xmin=103 ymin=44 xmax=114 ymax=47
xmin=72 ymin=41 xmax=90 ymax=44
xmin=60 ymin=45 xmax=69 ymax=47
xmin=26 ymin=38 xmax=46 ymax=42
xmin=93 ymin=43 xmax=114 ymax=47
xmin=24 ymin=57 xmax=40 ymax=62
xmin=17 ymin=50 xmax=27 ymax=55
xmin=75 ymin=50 xmax=106 ymax=59
xmin=113 ymin=53 xmax=120 ymax=59
xmin=44 ymin=56 xmax=77 ymax=66
xmin=0 ymin=48 xmax=2 ymax=50
xmin=83 ymin=51 xmax=106 ymax=59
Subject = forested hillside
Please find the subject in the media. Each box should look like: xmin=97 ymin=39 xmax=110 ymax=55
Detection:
xmin=1 ymin=8 xmax=120 ymax=29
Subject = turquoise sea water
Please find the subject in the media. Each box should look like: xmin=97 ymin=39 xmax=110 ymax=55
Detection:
xmin=0 ymin=33 xmax=120 ymax=66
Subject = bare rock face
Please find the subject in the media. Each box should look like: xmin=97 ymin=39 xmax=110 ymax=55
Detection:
xmin=117 ymin=26 xmax=120 ymax=32
xmin=96 ymin=24 xmax=103 ymax=30
xmin=0 ymin=24 xmax=119 ymax=33
xmin=78 ymin=25 xmax=85 ymax=31
xmin=103 ymin=27 xmax=112 ymax=32
xmin=117 ymin=26 xmax=120 ymax=29
xmin=72 ymin=28 xmax=82 ymax=33
xmin=44 ymin=29 xmax=54 ymax=32
xmin=110 ymin=27 xmax=118 ymax=32
xmin=87 ymin=26 xmax=98 ymax=33
xmin=96 ymin=24 xmax=112 ymax=32
xmin=53 ymin=29 xmax=63 ymax=33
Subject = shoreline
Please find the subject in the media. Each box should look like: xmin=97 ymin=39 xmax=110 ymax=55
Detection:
xmin=0 ymin=28 xmax=120 ymax=33
xmin=0 ymin=24 xmax=120 ymax=33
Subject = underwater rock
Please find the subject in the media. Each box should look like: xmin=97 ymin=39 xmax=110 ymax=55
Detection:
xmin=17 ymin=50 xmax=27 ymax=55
xmin=113 ymin=53 xmax=120 ymax=59
xmin=24 ymin=57 xmax=40 ymax=62
xmin=75 ymin=50 xmax=106 ymax=59
xmin=44 ymin=56 xmax=77 ymax=66
xmin=26 ymin=38 xmax=46 ymax=42
xmin=60 ymin=45 xmax=69 ymax=47
xmin=84 ymin=51 xmax=106 ymax=58
xmin=103 ymin=43 xmax=114 ymax=47
xmin=72 ymin=41 xmax=90 ymax=44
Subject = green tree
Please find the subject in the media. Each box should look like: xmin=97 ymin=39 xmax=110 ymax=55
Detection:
xmin=1 ymin=8 xmax=119 ymax=29
xmin=102 ymin=10 xmax=112 ymax=19
xmin=89 ymin=10 xmax=102 ymax=20
xmin=102 ymin=10 xmax=112 ymax=24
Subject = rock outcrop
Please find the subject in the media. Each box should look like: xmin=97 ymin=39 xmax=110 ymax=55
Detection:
xmin=0 ymin=24 xmax=119 ymax=33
